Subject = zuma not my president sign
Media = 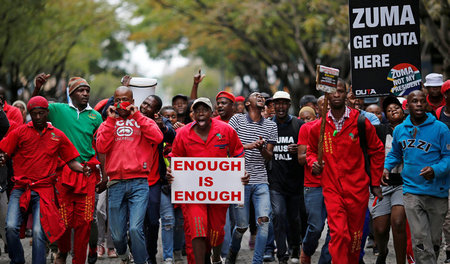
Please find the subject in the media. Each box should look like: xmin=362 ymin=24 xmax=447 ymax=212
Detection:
xmin=349 ymin=0 xmax=421 ymax=97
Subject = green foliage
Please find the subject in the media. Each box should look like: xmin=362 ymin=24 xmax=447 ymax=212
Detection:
xmin=0 ymin=0 xmax=127 ymax=101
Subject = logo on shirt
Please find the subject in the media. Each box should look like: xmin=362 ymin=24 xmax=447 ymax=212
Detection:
xmin=401 ymin=139 xmax=431 ymax=152
xmin=117 ymin=126 xmax=134 ymax=137
xmin=50 ymin=132 xmax=61 ymax=141
xmin=88 ymin=113 xmax=97 ymax=120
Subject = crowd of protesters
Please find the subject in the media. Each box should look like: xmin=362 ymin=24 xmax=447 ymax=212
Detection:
xmin=0 ymin=70 xmax=449 ymax=264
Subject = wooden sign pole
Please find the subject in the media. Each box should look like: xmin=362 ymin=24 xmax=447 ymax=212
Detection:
xmin=317 ymin=93 xmax=328 ymax=164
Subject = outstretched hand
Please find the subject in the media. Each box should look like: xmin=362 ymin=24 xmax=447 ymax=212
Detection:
xmin=34 ymin=73 xmax=51 ymax=90
xmin=193 ymin=69 xmax=205 ymax=85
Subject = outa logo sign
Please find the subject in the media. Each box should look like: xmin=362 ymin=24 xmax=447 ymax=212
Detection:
xmin=355 ymin=89 xmax=377 ymax=96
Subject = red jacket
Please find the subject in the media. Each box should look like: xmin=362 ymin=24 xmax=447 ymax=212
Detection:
xmin=96 ymin=111 xmax=163 ymax=181
xmin=306 ymin=109 xmax=384 ymax=195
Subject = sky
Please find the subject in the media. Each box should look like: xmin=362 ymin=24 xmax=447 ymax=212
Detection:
xmin=122 ymin=42 xmax=189 ymax=79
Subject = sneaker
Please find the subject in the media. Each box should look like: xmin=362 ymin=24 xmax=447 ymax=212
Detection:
xmin=264 ymin=252 xmax=275 ymax=262
xmin=88 ymin=246 xmax=97 ymax=264
xmin=107 ymin=248 xmax=118 ymax=258
xmin=291 ymin=247 xmax=300 ymax=263
xmin=164 ymin=258 xmax=174 ymax=264
xmin=299 ymin=249 xmax=311 ymax=264
xmin=373 ymin=245 xmax=379 ymax=256
xmin=54 ymin=252 xmax=68 ymax=264
xmin=279 ymin=259 xmax=288 ymax=264
xmin=174 ymin=250 xmax=183 ymax=263
xmin=97 ymin=244 xmax=105 ymax=258
xmin=225 ymin=249 xmax=238 ymax=264
xmin=366 ymin=238 xmax=375 ymax=249
xmin=211 ymin=256 xmax=223 ymax=264
xmin=248 ymin=234 xmax=256 ymax=250
xmin=445 ymin=251 xmax=450 ymax=264
xmin=120 ymin=255 xmax=131 ymax=264
xmin=375 ymin=249 xmax=388 ymax=264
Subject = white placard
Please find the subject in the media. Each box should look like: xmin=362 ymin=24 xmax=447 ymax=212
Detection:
xmin=171 ymin=157 xmax=245 ymax=204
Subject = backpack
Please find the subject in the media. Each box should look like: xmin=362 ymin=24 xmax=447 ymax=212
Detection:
xmin=357 ymin=114 xmax=371 ymax=183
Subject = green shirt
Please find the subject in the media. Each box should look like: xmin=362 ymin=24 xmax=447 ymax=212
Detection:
xmin=48 ymin=103 xmax=102 ymax=162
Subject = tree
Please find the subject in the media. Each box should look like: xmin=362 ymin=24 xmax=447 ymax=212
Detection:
xmin=0 ymin=0 xmax=126 ymax=102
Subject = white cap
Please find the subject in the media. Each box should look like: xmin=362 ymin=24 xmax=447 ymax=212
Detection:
xmin=272 ymin=91 xmax=291 ymax=101
xmin=192 ymin=97 xmax=213 ymax=111
xmin=424 ymin=73 xmax=444 ymax=87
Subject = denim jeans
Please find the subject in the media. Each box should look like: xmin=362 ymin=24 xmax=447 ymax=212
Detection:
xmin=302 ymin=187 xmax=331 ymax=263
xmin=108 ymin=178 xmax=149 ymax=264
xmin=160 ymin=190 xmax=185 ymax=260
xmin=270 ymin=189 xmax=302 ymax=260
xmin=221 ymin=206 xmax=235 ymax=257
xmin=230 ymin=183 xmax=271 ymax=264
xmin=6 ymin=189 xmax=47 ymax=264
xmin=145 ymin=182 xmax=161 ymax=263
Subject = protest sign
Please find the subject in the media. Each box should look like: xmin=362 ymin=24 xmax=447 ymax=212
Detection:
xmin=349 ymin=0 xmax=421 ymax=97
xmin=316 ymin=65 xmax=340 ymax=94
xmin=315 ymin=65 xmax=340 ymax=164
xmin=171 ymin=157 xmax=245 ymax=204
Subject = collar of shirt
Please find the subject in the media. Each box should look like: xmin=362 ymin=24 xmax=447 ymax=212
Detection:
xmin=27 ymin=121 xmax=55 ymax=134
xmin=69 ymin=101 xmax=92 ymax=119
xmin=327 ymin=106 xmax=351 ymax=132
xmin=246 ymin=113 xmax=265 ymax=124
xmin=426 ymin=95 xmax=445 ymax=109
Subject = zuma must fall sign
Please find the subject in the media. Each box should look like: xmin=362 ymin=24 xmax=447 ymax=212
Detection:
xmin=349 ymin=0 xmax=421 ymax=97
xmin=171 ymin=157 xmax=245 ymax=204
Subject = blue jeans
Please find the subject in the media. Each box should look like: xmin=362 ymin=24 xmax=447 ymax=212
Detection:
xmin=230 ymin=183 xmax=271 ymax=264
xmin=302 ymin=187 xmax=331 ymax=263
xmin=160 ymin=190 xmax=185 ymax=260
xmin=6 ymin=189 xmax=47 ymax=264
xmin=108 ymin=178 xmax=149 ymax=264
xmin=270 ymin=189 xmax=302 ymax=260
xmin=145 ymin=182 xmax=161 ymax=263
xmin=221 ymin=206 xmax=235 ymax=257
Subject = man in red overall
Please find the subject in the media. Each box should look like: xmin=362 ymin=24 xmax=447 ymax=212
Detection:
xmin=0 ymin=96 xmax=90 ymax=264
xmin=306 ymin=80 xmax=384 ymax=264
xmin=168 ymin=97 xmax=246 ymax=264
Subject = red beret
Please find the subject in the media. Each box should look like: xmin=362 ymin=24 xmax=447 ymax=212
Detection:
xmin=235 ymin=96 xmax=245 ymax=102
xmin=27 ymin=96 xmax=49 ymax=111
xmin=216 ymin=91 xmax=235 ymax=103
xmin=442 ymin=80 xmax=450 ymax=95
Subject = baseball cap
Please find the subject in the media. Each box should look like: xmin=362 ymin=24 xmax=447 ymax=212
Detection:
xmin=192 ymin=97 xmax=213 ymax=111
xmin=272 ymin=91 xmax=291 ymax=101
xmin=172 ymin=94 xmax=188 ymax=103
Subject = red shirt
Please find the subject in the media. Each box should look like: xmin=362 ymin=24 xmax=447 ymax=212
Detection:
xmin=298 ymin=120 xmax=320 ymax=187
xmin=0 ymin=122 xmax=79 ymax=182
xmin=3 ymin=102 xmax=23 ymax=134
xmin=171 ymin=118 xmax=244 ymax=158
xmin=213 ymin=115 xmax=231 ymax=124
xmin=427 ymin=95 xmax=445 ymax=111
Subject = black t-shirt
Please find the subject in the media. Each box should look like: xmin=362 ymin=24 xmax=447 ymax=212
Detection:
xmin=268 ymin=116 xmax=304 ymax=195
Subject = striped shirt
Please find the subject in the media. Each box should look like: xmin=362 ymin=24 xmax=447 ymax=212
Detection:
xmin=327 ymin=106 xmax=351 ymax=132
xmin=228 ymin=113 xmax=278 ymax=184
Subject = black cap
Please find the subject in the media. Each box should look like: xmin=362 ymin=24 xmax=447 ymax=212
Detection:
xmin=382 ymin=96 xmax=402 ymax=114
xmin=172 ymin=94 xmax=188 ymax=103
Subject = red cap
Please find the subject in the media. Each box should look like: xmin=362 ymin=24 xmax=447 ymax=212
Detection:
xmin=216 ymin=91 xmax=235 ymax=103
xmin=442 ymin=80 xmax=450 ymax=95
xmin=27 ymin=96 xmax=49 ymax=111
xmin=235 ymin=96 xmax=245 ymax=102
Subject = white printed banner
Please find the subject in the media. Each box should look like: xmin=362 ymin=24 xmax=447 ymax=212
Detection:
xmin=171 ymin=157 xmax=245 ymax=204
